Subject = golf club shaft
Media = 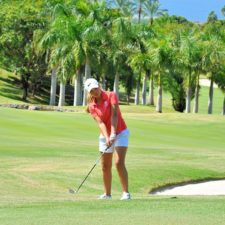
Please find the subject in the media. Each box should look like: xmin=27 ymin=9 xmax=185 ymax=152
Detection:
xmin=74 ymin=146 xmax=110 ymax=193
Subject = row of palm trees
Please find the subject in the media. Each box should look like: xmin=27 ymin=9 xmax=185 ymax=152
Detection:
xmin=35 ymin=0 xmax=225 ymax=114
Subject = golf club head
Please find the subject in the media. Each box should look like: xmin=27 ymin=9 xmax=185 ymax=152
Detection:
xmin=68 ymin=188 xmax=76 ymax=194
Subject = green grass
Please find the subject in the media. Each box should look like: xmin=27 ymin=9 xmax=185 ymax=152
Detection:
xmin=0 ymin=107 xmax=225 ymax=225
xmin=0 ymin=69 xmax=22 ymax=104
xmin=197 ymin=86 xmax=224 ymax=115
xmin=0 ymin=68 xmax=49 ymax=105
xmin=1 ymin=68 xmax=225 ymax=224
xmin=1 ymin=198 xmax=225 ymax=225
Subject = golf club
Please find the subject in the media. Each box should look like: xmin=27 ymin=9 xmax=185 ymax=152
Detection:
xmin=69 ymin=146 xmax=110 ymax=194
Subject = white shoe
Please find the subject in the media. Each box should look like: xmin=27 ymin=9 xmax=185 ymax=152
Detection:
xmin=98 ymin=193 xmax=112 ymax=200
xmin=120 ymin=192 xmax=131 ymax=200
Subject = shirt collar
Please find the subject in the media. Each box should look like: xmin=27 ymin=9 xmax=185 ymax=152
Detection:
xmin=90 ymin=90 xmax=108 ymax=106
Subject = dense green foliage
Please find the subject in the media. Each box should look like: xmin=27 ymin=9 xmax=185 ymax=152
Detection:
xmin=0 ymin=0 xmax=225 ymax=114
xmin=0 ymin=0 xmax=49 ymax=99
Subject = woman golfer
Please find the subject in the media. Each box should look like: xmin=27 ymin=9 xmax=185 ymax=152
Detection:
xmin=84 ymin=78 xmax=131 ymax=200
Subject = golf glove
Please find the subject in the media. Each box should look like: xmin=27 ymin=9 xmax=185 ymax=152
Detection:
xmin=109 ymin=133 xmax=116 ymax=142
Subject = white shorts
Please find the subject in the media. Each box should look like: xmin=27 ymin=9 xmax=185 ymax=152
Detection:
xmin=99 ymin=129 xmax=130 ymax=153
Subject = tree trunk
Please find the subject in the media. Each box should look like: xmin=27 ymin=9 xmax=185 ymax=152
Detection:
xmin=21 ymin=75 xmax=29 ymax=101
xmin=135 ymin=83 xmax=140 ymax=105
xmin=150 ymin=17 xmax=154 ymax=26
xmin=22 ymin=86 xmax=28 ymax=101
xmin=102 ymin=74 xmax=106 ymax=90
xmin=185 ymin=86 xmax=191 ymax=113
xmin=208 ymin=78 xmax=214 ymax=114
xmin=149 ymin=72 xmax=154 ymax=105
xmin=83 ymin=58 xmax=91 ymax=106
xmin=113 ymin=72 xmax=119 ymax=97
xmin=223 ymin=96 xmax=225 ymax=116
xmin=156 ymin=85 xmax=162 ymax=113
xmin=135 ymin=74 xmax=141 ymax=105
xmin=185 ymin=71 xmax=191 ymax=113
xmin=127 ymin=94 xmax=130 ymax=105
xmin=156 ymin=74 xmax=162 ymax=113
xmin=49 ymin=67 xmax=57 ymax=106
xmin=193 ymin=74 xmax=200 ymax=113
xmin=73 ymin=68 xmax=83 ymax=106
xmin=138 ymin=5 xmax=141 ymax=23
xmin=142 ymin=74 xmax=147 ymax=105
xmin=58 ymin=82 xmax=65 ymax=107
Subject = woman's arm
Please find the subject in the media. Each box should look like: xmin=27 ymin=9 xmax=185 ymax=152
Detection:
xmin=94 ymin=116 xmax=111 ymax=146
xmin=110 ymin=103 xmax=118 ymax=143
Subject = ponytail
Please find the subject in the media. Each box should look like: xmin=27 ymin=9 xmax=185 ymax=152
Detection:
xmin=86 ymin=92 xmax=93 ymax=113
xmin=85 ymin=86 xmax=102 ymax=113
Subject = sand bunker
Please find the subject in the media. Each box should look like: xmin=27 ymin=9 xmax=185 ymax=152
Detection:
xmin=153 ymin=180 xmax=225 ymax=195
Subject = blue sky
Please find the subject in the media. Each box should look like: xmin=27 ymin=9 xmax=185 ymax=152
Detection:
xmin=159 ymin=0 xmax=225 ymax=22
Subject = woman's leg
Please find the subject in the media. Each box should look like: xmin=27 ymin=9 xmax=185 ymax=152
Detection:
xmin=114 ymin=147 xmax=129 ymax=193
xmin=101 ymin=153 xmax=113 ymax=195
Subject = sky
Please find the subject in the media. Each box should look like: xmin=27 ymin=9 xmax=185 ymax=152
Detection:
xmin=159 ymin=0 xmax=225 ymax=22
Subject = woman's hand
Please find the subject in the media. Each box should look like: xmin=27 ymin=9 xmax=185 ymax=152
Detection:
xmin=109 ymin=133 xmax=116 ymax=145
xmin=105 ymin=133 xmax=116 ymax=147
xmin=106 ymin=137 xmax=111 ymax=147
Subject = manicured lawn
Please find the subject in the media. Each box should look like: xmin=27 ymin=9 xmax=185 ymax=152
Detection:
xmin=0 ymin=107 xmax=225 ymax=224
xmin=0 ymin=198 xmax=225 ymax=225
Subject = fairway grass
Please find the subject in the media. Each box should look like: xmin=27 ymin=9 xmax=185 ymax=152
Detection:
xmin=1 ymin=198 xmax=225 ymax=225
xmin=0 ymin=107 xmax=225 ymax=224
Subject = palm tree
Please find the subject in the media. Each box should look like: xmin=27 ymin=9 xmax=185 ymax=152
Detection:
xmin=107 ymin=0 xmax=132 ymax=16
xmin=33 ymin=27 xmax=58 ymax=106
xmin=72 ymin=41 xmax=85 ymax=106
xmin=38 ymin=3 xmax=79 ymax=106
xmin=130 ymin=0 xmax=147 ymax=22
xmin=143 ymin=0 xmax=168 ymax=25
xmin=207 ymin=11 xmax=218 ymax=23
xmin=214 ymin=66 xmax=225 ymax=115
xmin=202 ymin=36 xmax=225 ymax=114
xmin=176 ymin=28 xmax=200 ymax=113
xmin=36 ymin=29 xmax=60 ymax=106
xmin=222 ymin=5 xmax=225 ymax=18
xmin=126 ymin=21 xmax=154 ymax=105
xmin=139 ymin=24 xmax=155 ymax=105
xmin=49 ymin=67 xmax=58 ymax=106
xmin=192 ymin=70 xmax=200 ymax=113
xmin=128 ymin=52 xmax=152 ymax=104
xmin=147 ymin=36 xmax=172 ymax=113
xmin=111 ymin=16 xmax=134 ymax=97
xmin=192 ymin=30 xmax=204 ymax=114
xmin=81 ymin=1 xmax=115 ymax=105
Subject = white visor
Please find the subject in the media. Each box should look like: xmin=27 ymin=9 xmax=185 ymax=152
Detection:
xmin=84 ymin=78 xmax=99 ymax=92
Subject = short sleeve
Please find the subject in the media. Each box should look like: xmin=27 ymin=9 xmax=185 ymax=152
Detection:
xmin=110 ymin=92 xmax=119 ymax=105
xmin=89 ymin=105 xmax=98 ymax=118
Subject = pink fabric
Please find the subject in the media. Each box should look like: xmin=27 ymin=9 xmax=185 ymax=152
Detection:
xmin=89 ymin=90 xmax=127 ymax=135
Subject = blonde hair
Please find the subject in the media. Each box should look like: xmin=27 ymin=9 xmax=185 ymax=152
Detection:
xmin=86 ymin=92 xmax=93 ymax=113
xmin=85 ymin=86 xmax=102 ymax=113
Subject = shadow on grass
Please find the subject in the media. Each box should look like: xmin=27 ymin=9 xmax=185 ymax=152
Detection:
xmin=0 ymin=75 xmax=51 ymax=104
xmin=0 ymin=86 xmax=51 ymax=104
xmin=0 ymin=75 xmax=20 ymax=85
xmin=0 ymin=86 xmax=23 ymax=102
xmin=0 ymin=75 xmax=22 ymax=102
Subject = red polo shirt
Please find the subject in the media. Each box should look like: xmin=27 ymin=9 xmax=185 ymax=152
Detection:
xmin=88 ymin=90 xmax=127 ymax=136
